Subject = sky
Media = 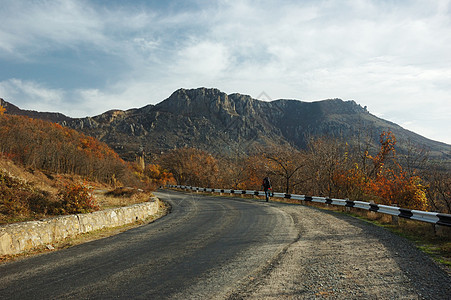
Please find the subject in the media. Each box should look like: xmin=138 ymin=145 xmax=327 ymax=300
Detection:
xmin=0 ymin=0 xmax=450 ymax=144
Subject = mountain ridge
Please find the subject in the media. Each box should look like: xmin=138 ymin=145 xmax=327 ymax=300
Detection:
xmin=0 ymin=98 xmax=73 ymax=123
xmin=2 ymin=88 xmax=450 ymax=161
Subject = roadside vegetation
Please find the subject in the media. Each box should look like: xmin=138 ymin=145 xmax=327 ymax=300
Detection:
xmin=0 ymin=110 xmax=175 ymax=224
xmin=157 ymin=131 xmax=450 ymax=214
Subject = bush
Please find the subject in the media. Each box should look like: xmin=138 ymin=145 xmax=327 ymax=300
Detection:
xmin=28 ymin=190 xmax=58 ymax=215
xmin=58 ymin=183 xmax=99 ymax=214
xmin=0 ymin=169 xmax=59 ymax=223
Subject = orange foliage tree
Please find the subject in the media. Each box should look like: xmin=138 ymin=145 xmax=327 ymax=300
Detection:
xmin=0 ymin=114 xmax=131 ymax=185
xmin=333 ymin=131 xmax=429 ymax=210
xmin=144 ymin=164 xmax=176 ymax=187
xmin=159 ymin=147 xmax=219 ymax=187
xmin=239 ymin=154 xmax=269 ymax=190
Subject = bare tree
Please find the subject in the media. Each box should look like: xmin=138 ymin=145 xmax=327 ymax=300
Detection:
xmin=424 ymin=163 xmax=451 ymax=213
xmin=265 ymin=147 xmax=307 ymax=194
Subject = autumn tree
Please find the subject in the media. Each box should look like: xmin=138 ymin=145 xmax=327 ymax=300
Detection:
xmin=144 ymin=164 xmax=176 ymax=187
xmin=216 ymin=155 xmax=249 ymax=189
xmin=159 ymin=147 xmax=219 ymax=187
xmin=397 ymin=139 xmax=430 ymax=178
xmin=366 ymin=131 xmax=397 ymax=178
xmin=423 ymin=164 xmax=451 ymax=213
xmin=333 ymin=131 xmax=429 ymax=210
xmin=239 ymin=153 xmax=269 ymax=190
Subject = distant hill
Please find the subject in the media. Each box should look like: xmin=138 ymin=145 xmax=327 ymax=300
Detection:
xmin=0 ymin=98 xmax=73 ymax=123
xmin=2 ymin=88 xmax=450 ymax=161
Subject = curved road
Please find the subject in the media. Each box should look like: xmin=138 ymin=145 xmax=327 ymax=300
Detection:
xmin=1 ymin=189 xmax=450 ymax=299
xmin=0 ymin=190 xmax=297 ymax=299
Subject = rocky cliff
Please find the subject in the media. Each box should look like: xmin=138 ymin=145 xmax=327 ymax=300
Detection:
xmin=61 ymin=87 xmax=450 ymax=160
xmin=2 ymin=88 xmax=450 ymax=161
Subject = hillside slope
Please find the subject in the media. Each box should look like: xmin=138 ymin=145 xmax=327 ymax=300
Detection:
xmin=0 ymin=113 xmax=159 ymax=224
xmin=0 ymin=98 xmax=72 ymax=123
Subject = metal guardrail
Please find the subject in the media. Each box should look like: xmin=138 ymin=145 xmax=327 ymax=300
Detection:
xmin=167 ymin=185 xmax=451 ymax=227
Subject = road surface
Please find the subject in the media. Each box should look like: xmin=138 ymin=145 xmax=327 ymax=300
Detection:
xmin=1 ymin=189 xmax=449 ymax=299
xmin=0 ymin=190 xmax=297 ymax=299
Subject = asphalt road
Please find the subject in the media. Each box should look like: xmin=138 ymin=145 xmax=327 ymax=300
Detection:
xmin=0 ymin=190 xmax=298 ymax=299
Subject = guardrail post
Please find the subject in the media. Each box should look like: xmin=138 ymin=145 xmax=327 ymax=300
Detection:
xmin=368 ymin=200 xmax=377 ymax=219
xmin=391 ymin=205 xmax=399 ymax=225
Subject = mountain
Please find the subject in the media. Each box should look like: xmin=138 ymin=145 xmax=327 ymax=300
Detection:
xmin=62 ymin=88 xmax=450 ymax=160
xmin=2 ymin=88 xmax=450 ymax=161
xmin=0 ymin=98 xmax=73 ymax=123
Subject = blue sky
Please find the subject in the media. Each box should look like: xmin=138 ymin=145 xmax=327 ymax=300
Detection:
xmin=1 ymin=0 xmax=450 ymax=144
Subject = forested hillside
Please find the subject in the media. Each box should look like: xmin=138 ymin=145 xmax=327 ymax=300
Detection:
xmin=0 ymin=109 xmax=174 ymax=224
xmin=0 ymin=114 xmax=126 ymax=184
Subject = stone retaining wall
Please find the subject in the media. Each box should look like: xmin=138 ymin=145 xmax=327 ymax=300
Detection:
xmin=0 ymin=198 xmax=161 ymax=256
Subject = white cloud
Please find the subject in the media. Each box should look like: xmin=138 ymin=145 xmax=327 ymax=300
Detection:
xmin=0 ymin=1 xmax=102 ymax=57
xmin=0 ymin=79 xmax=64 ymax=111
xmin=0 ymin=0 xmax=159 ymax=61
xmin=173 ymin=41 xmax=231 ymax=78
xmin=0 ymin=0 xmax=450 ymax=144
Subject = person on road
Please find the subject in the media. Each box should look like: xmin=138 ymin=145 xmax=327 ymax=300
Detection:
xmin=262 ymin=177 xmax=272 ymax=202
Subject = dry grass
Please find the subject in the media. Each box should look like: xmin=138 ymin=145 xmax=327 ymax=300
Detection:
xmin=94 ymin=188 xmax=154 ymax=209
xmin=0 ymin=157 xmax=57 ymax=194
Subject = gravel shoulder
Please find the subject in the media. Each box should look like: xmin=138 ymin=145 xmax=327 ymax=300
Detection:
xmin=229 ymin=202 xmax=451 ymax=300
